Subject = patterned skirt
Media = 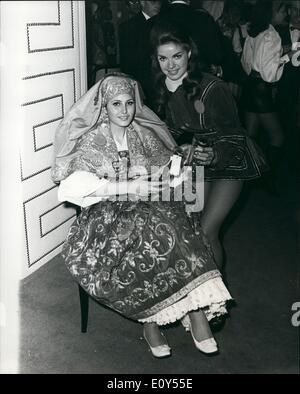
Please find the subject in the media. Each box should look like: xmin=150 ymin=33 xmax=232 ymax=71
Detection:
xmin=62 ymin=200 xmax=232 ymax=324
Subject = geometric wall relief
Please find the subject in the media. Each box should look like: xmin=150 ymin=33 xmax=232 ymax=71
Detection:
xmin=33 ymin=97 xmax=63 ymax=153
xmin=27 ymin=1 xmax=74 ymax=53
xmin=21 ymin=69 xmax=76 ymax=182
xmin=23 ymin=186 xmax=76 ymax=267
xmin=22 ymin=95 xmax=63 ymax=180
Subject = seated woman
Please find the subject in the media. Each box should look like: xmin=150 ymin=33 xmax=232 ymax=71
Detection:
xmin=51 ymin=74 xmax=232 ymax=358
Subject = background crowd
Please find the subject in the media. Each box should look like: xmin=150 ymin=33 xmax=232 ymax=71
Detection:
xmin=86 ymin=0 xmax=299 ymax=188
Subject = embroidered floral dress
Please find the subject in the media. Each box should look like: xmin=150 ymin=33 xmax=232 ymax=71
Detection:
xmin=57 ymin=122 xmax=231 ymax=325
xmin=52 ymin=74 xmax=232 ymax=326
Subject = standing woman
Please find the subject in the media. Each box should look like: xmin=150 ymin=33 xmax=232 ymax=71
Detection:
xmin=150 ymin=22 xmax=267 ymax=270
xmin=241 ymin=0 xmax=293 ymax=180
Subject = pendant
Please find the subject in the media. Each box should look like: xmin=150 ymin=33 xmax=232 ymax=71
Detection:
xmin=94 ymin=133 xmax=107 ymax=146
xmin=194 ymin=99 xmax=205 ymax=114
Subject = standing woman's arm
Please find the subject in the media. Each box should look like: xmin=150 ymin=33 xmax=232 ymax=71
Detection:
xmin=203 ymin=81 xmax=246 ymax=170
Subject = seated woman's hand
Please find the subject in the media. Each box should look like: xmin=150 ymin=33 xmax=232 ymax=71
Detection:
xmin=128 ymin=175 xmax=169 ymax=198
xmin=128 ymin=165 xmax=149 ymax=179
xmin=193 ymin=146 xmax=216 ymax=167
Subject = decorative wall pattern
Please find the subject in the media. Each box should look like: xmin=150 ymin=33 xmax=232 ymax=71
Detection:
xmin=23 ymin=187 xmax=75 ymax=267
xmin=21 ymin=69 xmax=76 ymax=181
xmin=18 ymin=1 xmax=87 ymax=276
xmin=26 ymin=0 xmax=74 ymax=53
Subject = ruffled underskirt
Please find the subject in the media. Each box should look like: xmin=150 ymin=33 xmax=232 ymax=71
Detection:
xmin=138 ymin=277 xmax=232 ymax=327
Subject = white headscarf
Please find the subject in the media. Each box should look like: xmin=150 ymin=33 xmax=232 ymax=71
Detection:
xmin=51 ymin=73 xmax=177 ymax=182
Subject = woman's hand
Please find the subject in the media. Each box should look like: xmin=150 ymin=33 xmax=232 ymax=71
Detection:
xmin=179 ymin=144 xmax=195 ymax=165
xmin=286 ymin=48 xmax=300 ymax=61
xmin=193 ymin=146 xmax=216 ymax=167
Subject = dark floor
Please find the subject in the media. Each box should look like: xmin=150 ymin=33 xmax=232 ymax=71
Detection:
xmin=20 ymin=162 xmax=300 ymax=374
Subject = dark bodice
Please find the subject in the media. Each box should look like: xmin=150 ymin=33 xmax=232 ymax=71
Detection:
xmin=166 ymin=74 xmax=244 ymax=136
xmin=164 ymin=74 xmax=268 ymax=180
xmin=165 ymin=74 xmax=246 ymax=172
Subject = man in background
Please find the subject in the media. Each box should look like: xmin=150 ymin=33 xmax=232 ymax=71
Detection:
xmin=119 ymin=1 xmax=162 ymax=80
xmin=276 ymin=0 xmax=300 ymax=172
xmin=201 ymin=0 xmax=224 ymax=20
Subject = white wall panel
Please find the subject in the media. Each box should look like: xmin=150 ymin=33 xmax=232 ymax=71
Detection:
xmin=0 ymin=1 xmax=87 ymax=281
xmin=26 ymin=1 xmax=74 ymax=53
xmin=20 ymin=1 xmax=86 ymax=277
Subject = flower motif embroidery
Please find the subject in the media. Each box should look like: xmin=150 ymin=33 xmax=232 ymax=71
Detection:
xmin=123 ymin=251 xmax=137 ymax=268
xmin=85 ymin=249 xmax=98 ymax=268
xmin=107 ymin=238 xmax=123 ymax=257
xmin=188 ymin=253 xmax=205 ymax=271
xmin=144 ymin=241 xmax=166 ymax=265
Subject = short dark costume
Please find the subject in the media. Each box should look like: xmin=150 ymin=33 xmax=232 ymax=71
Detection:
xmin=165 ymin=73 xmax=268 ymax=180
xmin=241 ymin=70 xmax=276 ymax=113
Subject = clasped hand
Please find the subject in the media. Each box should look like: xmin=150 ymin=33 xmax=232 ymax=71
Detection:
xmin=180 ymin=144 xmax=216 ymax=166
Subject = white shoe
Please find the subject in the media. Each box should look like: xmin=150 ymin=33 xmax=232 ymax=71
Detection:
xmin=182 ymin=314 xmax=219 ymax=354
xmin=190 ymin=329 xmax=218 ymax=354
xmin=143 ymin=331 xmax=171 ymax=358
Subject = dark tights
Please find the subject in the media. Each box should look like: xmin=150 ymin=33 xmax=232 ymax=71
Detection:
xmin=201 ymin=180 xmax=244 ymax=269
xmin=244 ymin=111 xmax=284 ymax=147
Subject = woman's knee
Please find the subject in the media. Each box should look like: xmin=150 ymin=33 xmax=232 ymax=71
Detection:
xmin=200 ymin=220 xmax=220 ymax=242
xmin=244 ymin=112 xmax=259 ymax=137
xmin=259 ymin=112 xmax=284 ymax=146
xmin=201 ymin=181 xmax=243 ymax=239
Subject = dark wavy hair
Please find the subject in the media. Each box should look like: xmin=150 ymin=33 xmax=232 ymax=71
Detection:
xmin=149 ymin=21 xmax=203 ymax=120
xmin=248 ymin=0 xmax=273 ymax=37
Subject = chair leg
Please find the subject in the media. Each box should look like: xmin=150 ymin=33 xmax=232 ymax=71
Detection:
xmin=78 ymin=284 xmax=89 ymax=333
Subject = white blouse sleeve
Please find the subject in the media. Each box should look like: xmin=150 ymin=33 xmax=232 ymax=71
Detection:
xmin=258 ymin=28 xmax=288 ymax=83
xmin=58 ymin=170 xmax=110 ymax=208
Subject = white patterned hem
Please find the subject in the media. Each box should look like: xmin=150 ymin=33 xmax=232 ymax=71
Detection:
xmin=138 ymin=277 xmax=232 ymax=327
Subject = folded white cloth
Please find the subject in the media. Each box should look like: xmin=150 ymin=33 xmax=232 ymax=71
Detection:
xmin=58 ymin=171 xmax=109 ymax=207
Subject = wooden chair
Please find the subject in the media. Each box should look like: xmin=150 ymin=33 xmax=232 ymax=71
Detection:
xmin=90 ymin=63 xmax=120 ymax=86
xmin=78 ymin=284 xmax=89 ymax=333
